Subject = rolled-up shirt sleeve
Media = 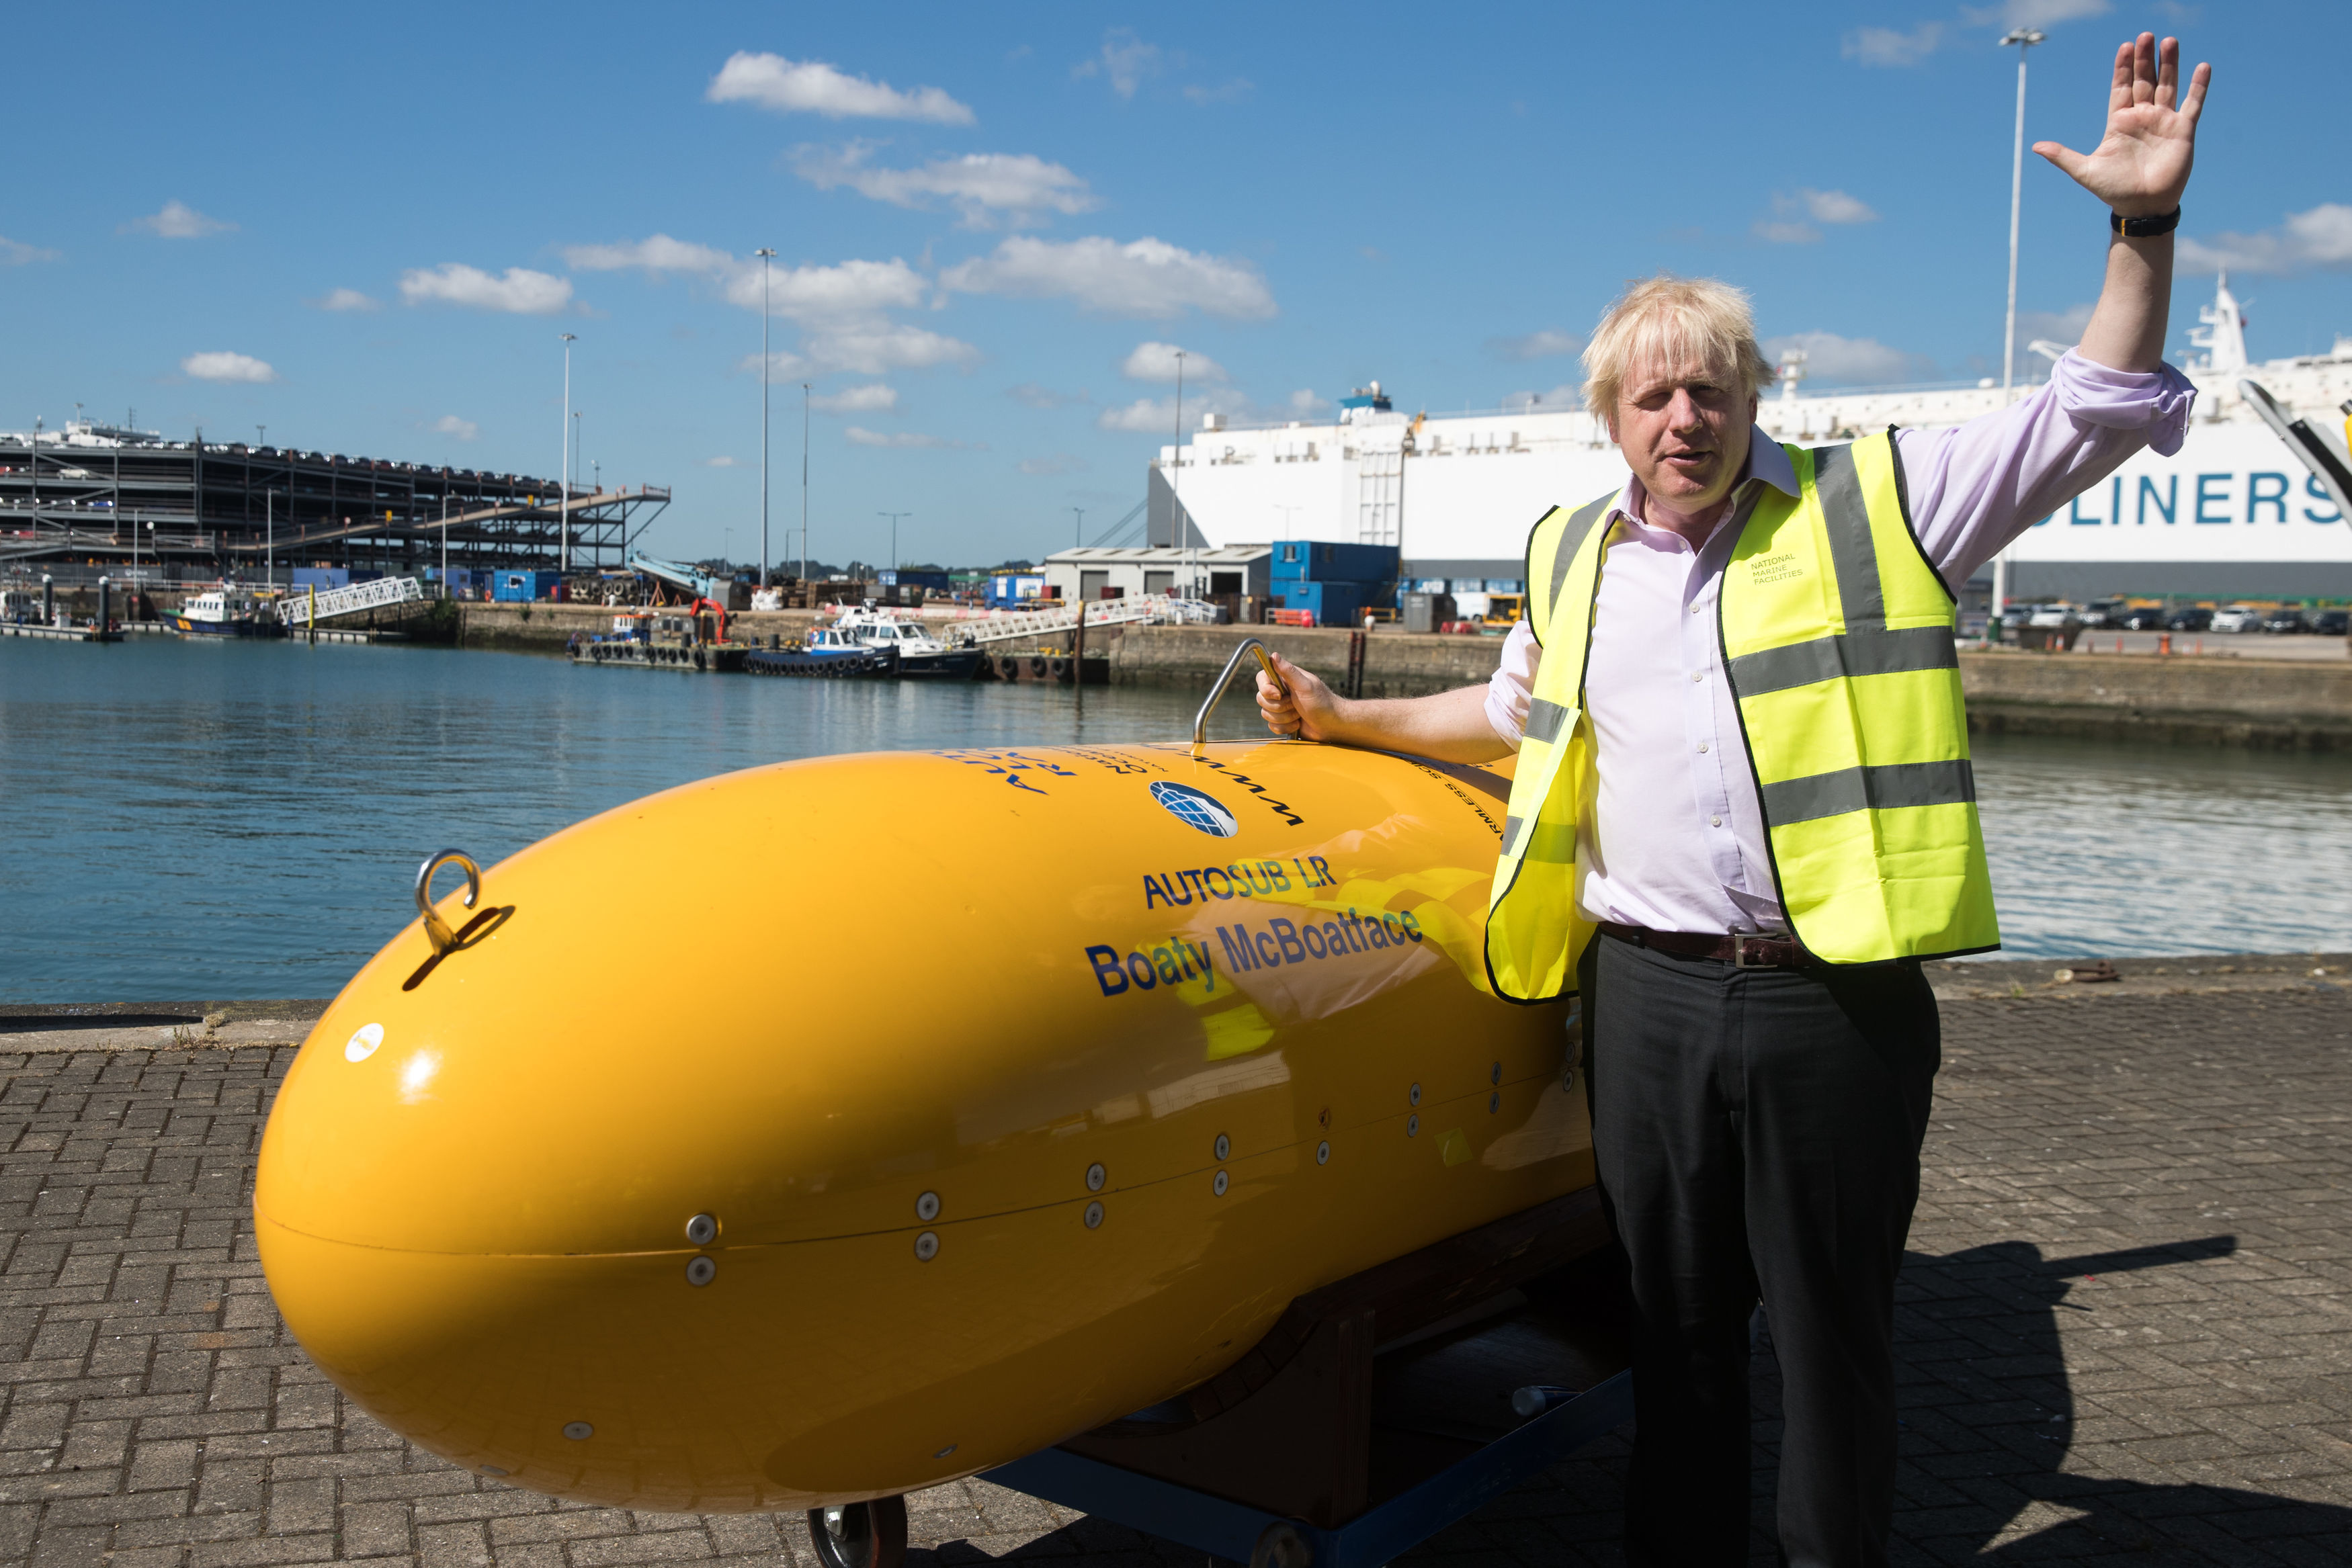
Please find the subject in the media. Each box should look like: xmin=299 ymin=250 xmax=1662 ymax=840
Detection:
xmin=1484 ymin=617 xmax=1540 ymax=750
xmin=1900 ymin=349 xmax=2197 ymax=591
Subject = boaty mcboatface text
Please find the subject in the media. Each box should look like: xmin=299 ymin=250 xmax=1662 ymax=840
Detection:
xmin=1087 ymin=906 xmax=1426 ymax=998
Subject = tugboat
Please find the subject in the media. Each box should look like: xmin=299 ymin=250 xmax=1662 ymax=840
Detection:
xmin=569 ymin=605 xmax=747 ymax=672
xmin=743 ymin=623 xmax=900 ymax=679
xmin=171 ymin=585 xmax=286 ymax=638
xmin=831 ymin=601 xmax=986 ymax=679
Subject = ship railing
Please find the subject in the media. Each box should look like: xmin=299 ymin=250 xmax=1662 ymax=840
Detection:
xmin=278 ymin=574 xmax=427 ymax=626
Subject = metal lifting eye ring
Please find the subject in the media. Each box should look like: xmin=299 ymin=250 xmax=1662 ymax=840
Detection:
xmin=415 ymin=849 xmax=482 ymax=957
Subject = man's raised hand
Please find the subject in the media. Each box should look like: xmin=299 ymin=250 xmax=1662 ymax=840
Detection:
xmin=2034 ymin=33 xmax=2210 ymax=219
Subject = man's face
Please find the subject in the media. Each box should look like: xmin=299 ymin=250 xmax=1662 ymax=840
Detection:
xmin=1607 ymin=357 xmax=1759 ymax=516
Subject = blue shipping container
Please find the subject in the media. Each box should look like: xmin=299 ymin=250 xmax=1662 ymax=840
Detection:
xmin=494 ymin=570 xmax=566 ymax=603
xmin=1270 ymin=540 xmax=1399 ymax=586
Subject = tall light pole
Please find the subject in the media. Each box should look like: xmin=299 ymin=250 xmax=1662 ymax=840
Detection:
xmin=1992 ymin=26 xmax=2044 ymax=628
xmin=1170 ymin=350 xmax=1186 ymax=590
xmin=558 ymin=333 xmax=577 ymax=572
xmin=755 ymin=247 xmax=775 ymax=587
xmin=879 ymin=511 xmax=910 ymax=574
xmin=1070 ymin=505 xmax=1085 ymax=548
xmin=800 ymin=382 xmax=810 ymax=584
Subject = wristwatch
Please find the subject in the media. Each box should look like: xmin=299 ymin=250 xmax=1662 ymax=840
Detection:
xmin=2111 ymin=206 xmax=2181 ymax=238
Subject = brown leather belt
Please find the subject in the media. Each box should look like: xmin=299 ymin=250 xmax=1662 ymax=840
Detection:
xmin=1596 ymin=920 xmax=1819 ymax=970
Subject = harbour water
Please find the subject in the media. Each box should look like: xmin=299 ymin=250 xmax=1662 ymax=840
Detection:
xmin=7 ymin=638 xmax=2349 ymax=1001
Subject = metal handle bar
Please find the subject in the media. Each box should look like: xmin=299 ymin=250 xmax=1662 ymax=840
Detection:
xmin=415 ymin=848 xmax=482 ymax=956
xmin=1191 ymin=637 xmax=1282 ymax=758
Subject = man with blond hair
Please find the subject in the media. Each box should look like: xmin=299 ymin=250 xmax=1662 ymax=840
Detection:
xmin=1258 ymin=34 xmax=2209 ymax=1567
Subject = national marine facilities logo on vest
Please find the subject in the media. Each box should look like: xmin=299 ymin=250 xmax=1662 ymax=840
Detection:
xmin=1150 ymin=781 xmax=1239 ymax=838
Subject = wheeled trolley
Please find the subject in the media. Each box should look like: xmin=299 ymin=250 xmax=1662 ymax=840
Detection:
xmin=808 ymin=1190 xmax=1632 ymax=1568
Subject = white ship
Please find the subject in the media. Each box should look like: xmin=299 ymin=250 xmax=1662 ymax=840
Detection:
xmin=1153 ymin=278 xmax=2352 ymax=604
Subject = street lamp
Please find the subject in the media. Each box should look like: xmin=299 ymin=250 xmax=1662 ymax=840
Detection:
xmin=558 ymin=333 xmax=577 ymax=572
xmin=756 ymin=247 xmax=775 ymax=589
xmin=800 ymin=382 xmax=811 ymax=584
xmin=1070 ymin=506 xmax=1085 ymax=548
xmin=1991 ymin=26 xmax=2045 ymax=629
xmin=1170 ymin=351 xmax=1186 ymax=581
xmin=879 ymin=511 xmax=910 ymax=575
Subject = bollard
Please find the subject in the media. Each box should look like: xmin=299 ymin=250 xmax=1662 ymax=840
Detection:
xmin=98 ymin=576 xmax=110 ymax=634
xmin=42 ymin=574 xmax=54 ymax=625
xmin=2158 ymin=631 xmax=2171 ymax=655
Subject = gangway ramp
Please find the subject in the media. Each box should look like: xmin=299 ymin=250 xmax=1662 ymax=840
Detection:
xmin=942 ymin=594 xmax=1215 ymax=648
xmin=277 ymin=575 xmax=426 ymax=627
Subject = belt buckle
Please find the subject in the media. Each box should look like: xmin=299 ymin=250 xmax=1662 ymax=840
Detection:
xmin=1732 ymin=932 xmax=1774 ymax=969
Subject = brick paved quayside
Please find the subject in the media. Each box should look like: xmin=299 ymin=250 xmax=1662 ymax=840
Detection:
xmin=3 ymin=970 xmax=2349 ymax=1565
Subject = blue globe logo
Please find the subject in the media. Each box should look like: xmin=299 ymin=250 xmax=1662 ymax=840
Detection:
xmin=1150 ymin=781 xmax=1239 ymax=838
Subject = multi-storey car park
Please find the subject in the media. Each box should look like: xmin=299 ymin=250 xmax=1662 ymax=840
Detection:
xmin=0 ymin=421 xmax=669 ymax=588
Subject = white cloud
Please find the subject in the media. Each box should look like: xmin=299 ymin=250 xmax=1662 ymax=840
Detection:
xmin=1842 ymin=22 xmax=1945 ymax=67
xmin=726 ymin=256 xmax=927 ymax=320
xmin=181 ymin=351 xmax=276 ymax=384
xmin=1502 ymin=384 xmax=1582 ymax=412
xmin=1095 ymin=387 xmax=1256 ymax=433
xmin=1958 ymin=0 xmax=2111 ymax=30
xmin=399 ymin=263 xmax=573 ymax=314
xmin=1184 ymin=79 xmax=1253 ymax=105
xmin=1097 ymin=398 xmax=1182 ymax=433
xmin=314 ymin=287 xmax=380 ymax=312
xmin=1755 ymin=188 xmax=1879 ymax=244
xmin=845 ymin=426 xmax=974 ymax=449
xmin=1 ymin=235 xmax=59 ymax=265
xmin=706 ymin=53 xmax=974 ymax=125
xmin=810 ymin=383 xmax=899 ymax=413
xmin=792 ymin=144 xmax=1095 ymax=229
xmin=1019 ymin=453 xmax=1087 ymax=476
xmin=1121 ymin=341 xmax=1227 ymax=384
xmin=1763 ymin=331 xmax=1931 ymax=386
xmin=740 ymin=350 xmax=811 ymax=382
xmin=942 ymin=235 xmax=1275 ymax=319
xmin=702 ymin=455 xmax=740 ymax=468
xmin=132 ymin=200 xmax=234 ymax=238
xmin=562 ymin=234 xmax=736 ymax=275
xmin=565 ymin=235 xmax=927 ymax=326
xmin=2017 ymin=302 xmax=2095 ymax=349
xmin=1073 ymin=29 xmax=1161 ymax=99
xmin=807 ymin=325 xmax=979 ymax=375
xmin=1793 ymin=188 xmax=1878 ymax=225
xmin=2179 ymin=204 xmax=2352 ymax=277
xmin=1288 ymin=389 xmax=1326 ymax=415
xmin=1488 ymin=329 xmax=1584 ymax=361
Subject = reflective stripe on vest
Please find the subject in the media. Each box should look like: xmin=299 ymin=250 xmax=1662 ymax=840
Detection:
xmin=1485 ymin=431 xmax=1999 ymax=1000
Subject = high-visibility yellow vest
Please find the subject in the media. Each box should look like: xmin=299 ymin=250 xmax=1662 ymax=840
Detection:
xmin=1483 ymin=431 xmax=1999 ymax=999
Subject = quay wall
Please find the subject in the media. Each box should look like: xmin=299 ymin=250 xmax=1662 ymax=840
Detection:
xmin=452 ymin=603 xmax=825 ymax=651
xmin=1110 ymin=628 xmax=2352 ymax=749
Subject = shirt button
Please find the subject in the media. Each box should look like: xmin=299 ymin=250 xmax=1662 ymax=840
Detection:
xmin=1697 ymin=742 xmax=1710 ymax=753
xmin=1689 ymin=672 xmax=1704 ymax=683
xmin=1710 ymin=816 xmax=1723 ymax=827
xmin=1691 ymin=603 xmax=1704 ymax=614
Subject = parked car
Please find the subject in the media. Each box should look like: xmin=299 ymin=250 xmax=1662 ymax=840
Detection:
xmin=2119 ymin=605 xmax=2170 ymax=630
xmin=2081 ymin=599 xmax=2130 ymax=628
xmin=2314 ymin=609 xmax=2350 ymax=636
xmin=2260 ymin=609 xmax=2310 ymax=634
xmin=2026 ymin=603 xmax=2081 ymax=627
xmin=2165 ymin=606 xmax=2215 ymax=631
xmin=2210 ymin=604 xmax=2265 ymax=633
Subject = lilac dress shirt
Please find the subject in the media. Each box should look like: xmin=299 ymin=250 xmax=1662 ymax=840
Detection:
xmin=1481 ymin=350 xmax=2197 ymax=936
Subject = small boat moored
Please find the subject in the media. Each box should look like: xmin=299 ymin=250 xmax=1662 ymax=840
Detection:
xmin=831 ymin=602 xmax=986 ymax=679
xmin=171 ymin=586 xmax=286 ymax=638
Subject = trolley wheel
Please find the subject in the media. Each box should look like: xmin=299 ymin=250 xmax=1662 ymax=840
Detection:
xmin=806 ymin=1496 xmax=907 ymax=1568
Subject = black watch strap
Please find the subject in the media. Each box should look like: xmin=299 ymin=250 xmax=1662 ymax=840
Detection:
xmin=2111 ymin=206 xmax=2181 ymax=238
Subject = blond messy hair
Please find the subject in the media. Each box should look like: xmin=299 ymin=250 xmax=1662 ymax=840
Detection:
xmin=1581 ymin=273 xmax=1775 ymax=421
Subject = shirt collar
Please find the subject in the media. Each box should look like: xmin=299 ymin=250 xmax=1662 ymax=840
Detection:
xmin=1618 ymin=424 xmax=1796 ymax=529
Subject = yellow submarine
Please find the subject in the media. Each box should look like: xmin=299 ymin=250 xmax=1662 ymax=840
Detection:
xmin=253 ymin=662 xmax=1589 ymax=1514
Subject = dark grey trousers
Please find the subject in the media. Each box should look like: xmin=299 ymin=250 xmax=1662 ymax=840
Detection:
xmin=1579 ymin=930 xmax=1940 ymax=1568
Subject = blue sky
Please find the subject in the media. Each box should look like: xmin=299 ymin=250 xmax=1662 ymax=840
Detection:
xmin=4 ymin=1 xmax=2344 ymax=570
